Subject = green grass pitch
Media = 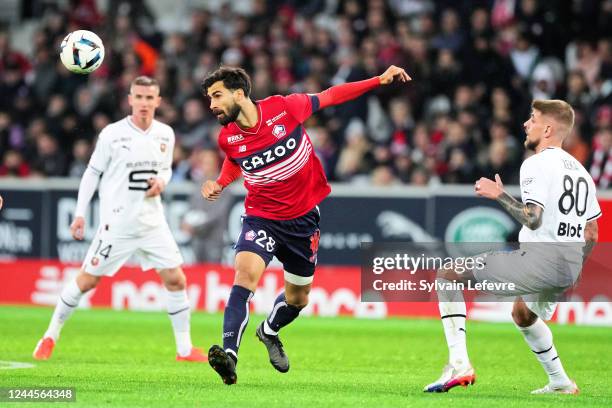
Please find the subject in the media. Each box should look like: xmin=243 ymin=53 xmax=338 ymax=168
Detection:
xmin=0 ymin=305 xmax=610 ymax=407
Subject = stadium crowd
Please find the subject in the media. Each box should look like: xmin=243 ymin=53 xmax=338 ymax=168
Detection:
xmin=0 ymin=0 xmax=611 ymax=188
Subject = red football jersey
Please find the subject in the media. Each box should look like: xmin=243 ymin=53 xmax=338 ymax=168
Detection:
xmin=217 ymin=94 xmax=331 ymax=220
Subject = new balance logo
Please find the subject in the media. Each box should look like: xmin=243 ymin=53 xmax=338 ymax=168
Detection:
xmin=227 ymin=134 xmax=244 ymax=144
xmin=239 ymin=145 xmax=247 ymax=153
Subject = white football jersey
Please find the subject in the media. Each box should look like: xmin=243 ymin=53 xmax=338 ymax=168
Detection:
xmin=519 ymin=147 xmax=602 ymax=242
xmin=88 ymin=117 xmax=174 ymax=230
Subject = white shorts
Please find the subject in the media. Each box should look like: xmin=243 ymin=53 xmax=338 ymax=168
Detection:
xmin=82 ymin=222 xmax=183 ymax=277
xmin=473 ymin=244 xmax=582 ymax=321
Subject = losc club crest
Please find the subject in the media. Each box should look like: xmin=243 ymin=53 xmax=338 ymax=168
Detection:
xmin=91 ymin=257 xmax=99 ymax=266
xmin=272 ymin=124 xmax=286 ymax=138
xmin=160 ymin=143 xmax=167 ymax=153
xmin=245 ymin=230 xmax=256 ymax=241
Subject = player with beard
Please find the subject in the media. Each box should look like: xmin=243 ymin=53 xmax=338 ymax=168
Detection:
xmin=200 ymin=65 xmax=411 ymax=384
xmin=425 ymin=99 xmax=601 ymax=394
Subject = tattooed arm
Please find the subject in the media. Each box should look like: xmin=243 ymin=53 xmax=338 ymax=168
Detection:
xmin=496 ymin=192 xmax=543 ymax=229
xmin=474 ymin=173 xmax=543 ymax=230
xmin=582 ymin=220 xmax=598 ymax=263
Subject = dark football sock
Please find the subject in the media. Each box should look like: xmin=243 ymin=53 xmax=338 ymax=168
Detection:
xmin=222 ymin=285 xmax=254 ymax=359
xmin=264 ymin=293 xmax=302 ymax=336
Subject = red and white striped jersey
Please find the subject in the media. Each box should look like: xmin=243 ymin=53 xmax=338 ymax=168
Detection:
xmin=217 ymin=94 xmax=331 ymax=220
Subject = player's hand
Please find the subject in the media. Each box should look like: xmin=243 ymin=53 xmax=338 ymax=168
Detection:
xmin=145 ymin=177 xmax=166 ymax=197
xmin=180 ymin=222 xmax=194 ymax=235
xmin=70 ymin=216 xmax=86 ymax=241
xmin=475 ymin=174 xmax=504 ymax=200
xmin=0 ymin=194 xmax=3 ymax=210
xmin=379 ymin=65 xmax=412 ymax=85
xmin=201 ymin=180 xmax=223 ymax=201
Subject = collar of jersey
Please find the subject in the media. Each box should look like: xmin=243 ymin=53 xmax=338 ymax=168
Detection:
xmin=126 ymin=116 xmax=154 ymax=134
xmin=234 ymin=103 xmax=262 ymax=134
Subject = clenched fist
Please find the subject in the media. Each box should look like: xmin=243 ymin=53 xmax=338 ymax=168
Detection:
xmin=201 ymin=180 xmax=224 ymax=201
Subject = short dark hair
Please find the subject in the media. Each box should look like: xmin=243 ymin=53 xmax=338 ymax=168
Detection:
xmin=201 ymin=66 xmax=251 ymax=97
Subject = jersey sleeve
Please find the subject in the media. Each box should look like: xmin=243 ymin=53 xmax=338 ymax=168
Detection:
xmin=88 ymin=128 xmax=111 ymax=175
xmin=158 ymin=128 xmax=175 ymax=185
xmin=282 ymin=93 xmax=320 ymax=123
xmin=520 ymin=157 xmax=548 ymax=209
xmin=586 ymin=180 xmax=602 ymax=221
xmin=215 ymin=128 xmax=242 ymax=187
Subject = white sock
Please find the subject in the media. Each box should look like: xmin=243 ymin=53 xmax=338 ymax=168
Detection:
xmin=166 ymin=289 xmax=192 ymax=357
xmin=44 ymin=279 xmax=83 ymax=341
xmin=437 ymin=279 xmax=469 ymax=369
xmin=439 ymin=301 xmax=469 ymax=369
xmin=516 ymin=318 xmax=571 ymax=387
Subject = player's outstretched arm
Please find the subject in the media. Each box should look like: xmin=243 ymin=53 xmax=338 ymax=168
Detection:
xmin=475 ymin=174 xmax=543 ymax=230
xmin=315 ymin=65 xmax=411 ymax=110
xmin=0 ymin=194 xmax=3 ymax=210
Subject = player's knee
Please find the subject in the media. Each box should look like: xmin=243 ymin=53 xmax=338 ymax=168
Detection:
xmin=76 ymin=272 xmax=100 ymax=292
xmin=285 ymin=291 xmax=309 ymax=309
xmin=234 ymin=267 xmax=259 ymax=289
xmin=161 ymin=268 xmax=186 ymax=291
xmin=436 ymin=267 xmax=456 ymax=281
xmin=512 ymin=303 xmax=537 ymax=327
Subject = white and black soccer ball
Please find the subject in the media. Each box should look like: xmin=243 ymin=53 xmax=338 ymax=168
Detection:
xmin=59 ymin=30 xmax=105 ymax=74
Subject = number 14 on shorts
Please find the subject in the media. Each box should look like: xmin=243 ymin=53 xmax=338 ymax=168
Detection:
xmin=91 ymin=239 xmax=113 ymax=265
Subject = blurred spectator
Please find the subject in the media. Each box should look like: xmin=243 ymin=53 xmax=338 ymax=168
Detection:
xmin=335 ymin=119 xmax=373 ymax=182
xmin=31 ymin=133 xmax=66 ymax=176
xmin=309 ymin=126 xmax=338 ymax=180
xmin=589 ymin=127 xmax=612 ymax=189
xmin=181 ymin=149 xmax=232 ymax=263
xmin=563 ymin=127 xmax=590 ymax=165
xmin=388 ymin=97 xmax=414 ymax=155
xmin=176 ymin=98 xmax=211 ymax=150
xmin=0 ymin=150 xmax=30 ymax=177
xmin=444 ymin=148 xmax=477 ymax=184
xmin=510 ymin=31 xmax=540 ymax=81
xmin=68 ymin=139 xmax=92 ymax=178
xmin=479 ymin=140 xmax=520 ymax=184
xmin=171 ymin=144 xmax=191 ymax=182
xmin=565 ymin=70 xmax=593 ymax=113
xmin=371 ymin=165 xmax=399 ymax=186
xmin=431 ymin=9 xmax=465 ymax=53
xmin=410 ymin=165 xmax=431 ymax=186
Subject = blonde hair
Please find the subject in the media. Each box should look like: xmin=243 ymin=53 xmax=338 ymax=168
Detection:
xmin=532 ymin=99 xmax=575 ymax=137
xmin=131 ymin=76 xmax=159 ymax=88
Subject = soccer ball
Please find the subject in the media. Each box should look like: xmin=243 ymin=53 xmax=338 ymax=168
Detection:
xmin=59 ymin=30 xmax=105 ymax=74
